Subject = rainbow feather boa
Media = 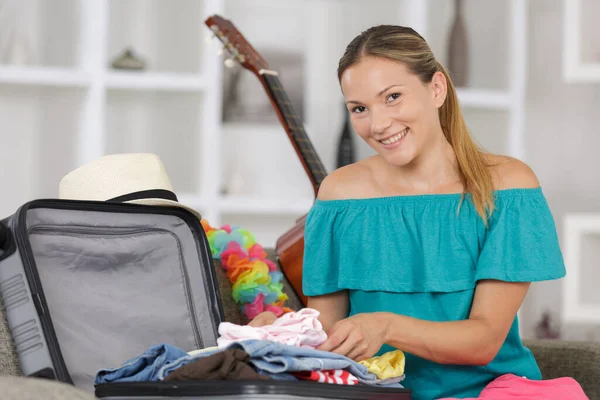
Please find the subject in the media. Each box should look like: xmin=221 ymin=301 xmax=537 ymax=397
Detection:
xmin=201 ymin=219 xmax=293 ymax=320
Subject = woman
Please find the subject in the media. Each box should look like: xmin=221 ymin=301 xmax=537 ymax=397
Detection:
xmin=251 ymin=25 xmax=566 ymax=399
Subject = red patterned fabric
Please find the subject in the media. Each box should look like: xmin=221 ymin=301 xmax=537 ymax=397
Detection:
xmin=292 ymin=369 xmax=359 ymax=385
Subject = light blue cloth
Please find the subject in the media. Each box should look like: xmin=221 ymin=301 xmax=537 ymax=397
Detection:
xmin=95 ymin=344 xmax=188 ymax=384
xmin=302 ymin=188 xmax=566 ymax=400
xmin=231 ymin=340 xmax=374 ymax=378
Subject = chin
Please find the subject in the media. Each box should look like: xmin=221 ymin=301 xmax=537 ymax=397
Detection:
xmin=375 ymin=146 xmax=418 ymax=167
xmin=383 ymin=154 xmax=416 ymax=167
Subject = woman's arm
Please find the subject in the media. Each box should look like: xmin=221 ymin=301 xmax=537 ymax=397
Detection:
xmin=319 ymin=280 xmax=530 ymax=364
xmin=380 ymin=280 xmax=530 ymax=365
xmin=307 ymin=290 xmax=349 ymax=332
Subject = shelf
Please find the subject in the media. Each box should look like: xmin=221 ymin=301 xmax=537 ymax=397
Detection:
xmin=0 ymin=67 xmax=90 ymax=87
xmin=425 ymin=0 xmax=509 ymax=91
xmin=106 ymin=71 xmax=208 ymax=92
xmin=0 ymin=85 xmax=86 ymax=216
xmin=219 ymin=195 xmax=314 ymax=215
xmin=105 ymin=90 xmax=203 ymax=194
xmin=177 ymin=194 xmax=314 ymax=216
xmin=462 ymin=108 xmax=509 ymax=154
xmin=563 ymin=0 xmax=600 ymax=82
xmin=108 ymin=0 xmax=204 ymax=74
xmin=218 ymin=213 xmax=305 ymax=249
xmin=456 ymin=89 xmax=511 ymax=110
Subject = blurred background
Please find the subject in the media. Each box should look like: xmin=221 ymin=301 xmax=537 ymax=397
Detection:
xmin=0 ymin=0 xmax=598 ymax=342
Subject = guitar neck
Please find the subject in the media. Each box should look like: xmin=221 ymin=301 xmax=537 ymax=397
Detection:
xmin=261 ymin=73 xmax=328 ymax=197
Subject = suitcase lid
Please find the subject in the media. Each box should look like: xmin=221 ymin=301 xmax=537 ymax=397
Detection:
xmin=6 ymin=199 xmax=224 ymax=393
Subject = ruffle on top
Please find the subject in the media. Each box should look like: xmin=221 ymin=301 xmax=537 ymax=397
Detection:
xmin=302 ymin=188 xmax=565 ymax=296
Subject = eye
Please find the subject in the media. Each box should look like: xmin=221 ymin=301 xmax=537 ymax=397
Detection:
xmin=386 ymin=93 xmax=401 ymax=102
xmin=351 ymin=105 xmax=366 ymax=114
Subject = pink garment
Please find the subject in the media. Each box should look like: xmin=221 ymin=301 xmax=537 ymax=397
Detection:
xmin=438 ymin=373 xmax=588 ymax=400
xmin=217 ymin=308 xmax=327 ymax=349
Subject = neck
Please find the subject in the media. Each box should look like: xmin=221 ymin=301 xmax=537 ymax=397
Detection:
xmin=384 ymin=128 xmax=462 ymax=194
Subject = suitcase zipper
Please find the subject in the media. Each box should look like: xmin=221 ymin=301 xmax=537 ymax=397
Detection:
xmin=12 ymin=213 xmax=72 ymax=382
xmin=27 ymin=225 xmax=204 ymax=349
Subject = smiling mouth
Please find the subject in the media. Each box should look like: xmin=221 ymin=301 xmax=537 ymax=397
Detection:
xmin=379 ymin=128 xmax=409 ymax=145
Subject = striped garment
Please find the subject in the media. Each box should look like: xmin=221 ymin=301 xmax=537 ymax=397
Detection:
xmin=292 ymin=369 xmax=359 ymax=385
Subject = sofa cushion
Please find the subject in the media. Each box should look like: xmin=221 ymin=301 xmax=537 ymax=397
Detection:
xmin=524 ymin=338 xmax=600 ymax=399
xmin=0 ymin=376 xmax=97 ymax=399
xmin=0 ymin=300 xmax=20 ymax=376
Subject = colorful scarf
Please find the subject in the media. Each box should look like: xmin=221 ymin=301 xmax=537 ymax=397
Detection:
xmin=201 ymin=219 xmax=293 ymax=320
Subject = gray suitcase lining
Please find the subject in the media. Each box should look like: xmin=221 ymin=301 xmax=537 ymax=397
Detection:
xmin=5 ymin=201 xmax=223 ymax=394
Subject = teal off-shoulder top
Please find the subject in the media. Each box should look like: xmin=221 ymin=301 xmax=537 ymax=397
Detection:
xmin=302 ymin=188 xmax=565 ymax=400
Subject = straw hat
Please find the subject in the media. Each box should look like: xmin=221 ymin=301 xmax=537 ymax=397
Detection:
xmin=58 ymin=153 xmax=202 ymax=219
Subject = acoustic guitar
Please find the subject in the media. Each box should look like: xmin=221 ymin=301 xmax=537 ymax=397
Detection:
xmin=205 ymin=15 xmax=329 ymax=306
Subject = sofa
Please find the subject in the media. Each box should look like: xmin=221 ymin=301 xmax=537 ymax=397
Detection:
xmin=1 ymin=250 xmax=598 ymax=399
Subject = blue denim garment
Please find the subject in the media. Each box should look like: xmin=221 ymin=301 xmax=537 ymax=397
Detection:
xmin=95 ymin=344 xmax=188 ymax=384
xmin=218 ymin=340 xmax=403 ymax=387
xmin=230 ymin=340 xmax=373 ymax=378
xmin=234 ymin=340 xmax=403 ymax=388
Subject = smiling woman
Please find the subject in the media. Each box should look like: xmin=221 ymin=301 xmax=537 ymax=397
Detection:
xmin=249 ymin=25 xmax=569 ymax=400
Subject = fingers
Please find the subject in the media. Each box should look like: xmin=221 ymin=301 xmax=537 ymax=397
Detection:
xmin=331 ymin=330 xmax=362 ymax=358
xmin=247 ymin=311 xmax=277 ymax=327
xmin=318 ymin=321 xmax=364 ymax=359
xmin=317 ymin=320 xmax=351 ymax=352
xmin=346 ymin=341 xmax=369 ymax=361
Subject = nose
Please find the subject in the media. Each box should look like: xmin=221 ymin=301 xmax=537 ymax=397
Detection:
xmin=370 ymin=107 xmax=392 ymax=136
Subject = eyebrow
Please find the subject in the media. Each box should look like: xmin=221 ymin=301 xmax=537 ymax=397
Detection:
xmin=345 ymin=84 xmax=404 ymax=105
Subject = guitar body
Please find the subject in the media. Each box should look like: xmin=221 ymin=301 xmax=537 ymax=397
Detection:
xmin=275 ymin=215 xmax=308 ymax=306
xmin=206 ymin=15 xmax=328 ymax=309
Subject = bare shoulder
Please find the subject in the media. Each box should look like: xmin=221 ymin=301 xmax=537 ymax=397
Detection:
xmin=317 ymin=158 xmax=375 ymax=201
xmin=485 ymin=154 xmax=540 ymax=190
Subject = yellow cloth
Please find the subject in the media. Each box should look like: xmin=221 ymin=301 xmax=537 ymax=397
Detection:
xmin=187 ymin=346 xmax=218 ymax=356
xmin=359 ymin=350 xmax=405 ymax=379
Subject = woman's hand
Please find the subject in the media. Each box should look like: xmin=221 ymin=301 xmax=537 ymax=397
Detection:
xmin=317 ymin=313 xmax=389 ymax=361
xmin=247 ymin=311 xmax=278 ymax=327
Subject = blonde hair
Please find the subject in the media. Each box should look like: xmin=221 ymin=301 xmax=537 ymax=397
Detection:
xmin=338 ymin=25 xmax=495 ymax=224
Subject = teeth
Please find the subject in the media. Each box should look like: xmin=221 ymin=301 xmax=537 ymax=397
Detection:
xmin=381 ymin=128 xmax=409 ymax=145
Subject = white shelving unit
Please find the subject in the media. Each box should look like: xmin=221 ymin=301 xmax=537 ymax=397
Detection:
xmin=0 ymin=66 xmax=91 ymax=87
xmin=0 ymin=0 xmax=528 ymax=248
xmin=563 ymin=0 xmax=600 ymax=82
xmin=412 ymin=0 xmax=527 ymax=160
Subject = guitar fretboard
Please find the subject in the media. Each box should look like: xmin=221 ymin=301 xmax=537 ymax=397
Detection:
xmin=263 ymin=74 xmax=328 ymax=192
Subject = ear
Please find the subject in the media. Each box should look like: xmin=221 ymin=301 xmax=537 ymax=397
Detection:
xmin=430 ymin=71 xmax=447 ymax=108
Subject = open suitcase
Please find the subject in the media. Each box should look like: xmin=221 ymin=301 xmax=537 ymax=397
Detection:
xmin=0 ymin=199 xmax=412 ymax=399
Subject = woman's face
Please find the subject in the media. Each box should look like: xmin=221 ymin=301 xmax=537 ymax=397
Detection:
xmin=340 ymin=56 xmax=447 ymax=167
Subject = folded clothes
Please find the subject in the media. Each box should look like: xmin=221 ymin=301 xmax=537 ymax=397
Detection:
xmin=163 ymin=339 xmax=404 ymax=388
xmin=217 ymin=308 xmax=327 ymax=349
xmin=163 ymin=348 xmax=270 ymax=382
xmin=96 ymin=339 xmax=404 ymax=388
xmin=95 ymin=344 xmax=188 ymax=384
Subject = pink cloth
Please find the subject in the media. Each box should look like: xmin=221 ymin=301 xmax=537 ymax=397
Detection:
xmin=438 ymin=373 xmax=588 ymax=400
xmin=217 ymin=308 xmax=327 ymax=348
